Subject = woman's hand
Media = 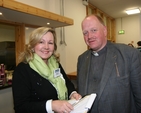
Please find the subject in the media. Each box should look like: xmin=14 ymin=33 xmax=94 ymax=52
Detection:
xmin=70 ymin=92 xmax=82 ymax=100
xmin=52 ymin=100 xmax=73 ymax=113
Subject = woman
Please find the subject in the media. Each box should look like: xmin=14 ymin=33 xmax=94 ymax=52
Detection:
xmin=128 ymin=43 xmax=134 ymax=47
xmin=12 ymin=27 xmax=81 ymax=113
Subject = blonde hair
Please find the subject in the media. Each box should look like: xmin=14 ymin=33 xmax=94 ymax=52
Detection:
xmin=19 ymin=27 xmax=57 ymax=63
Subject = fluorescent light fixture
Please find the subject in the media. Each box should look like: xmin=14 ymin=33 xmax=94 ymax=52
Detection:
xmin=125 ymin=8 xmax=140 ymax=15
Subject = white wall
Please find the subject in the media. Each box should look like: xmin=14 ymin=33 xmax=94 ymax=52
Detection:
xmin=25 ymin=27 xmax=35 ymax=44
xmin=115 ymin=14 xmax=141 ymax=47
xmin=15 ymin=0 xmax=60 ymax=14
xmin=58 ymin=0 xmax=87 ymax=73
xmin=0 ymin=24 xmax=15 ymax=41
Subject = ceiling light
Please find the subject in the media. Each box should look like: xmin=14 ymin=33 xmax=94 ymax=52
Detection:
xmin=47 ymin=22 xmax=50 ymax=25
xmin=125 ymin=8 xmax=140 ymax=15
xmin=0 ymin=12 xmax=2 ymax=15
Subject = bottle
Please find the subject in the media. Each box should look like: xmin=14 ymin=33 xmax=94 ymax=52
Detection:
xmin=0 ymin=65 xmax=1 ymax=78
xmin=0 ymin=65 xmax=2 ymax=87
xmin=1 ymin=64 xmax=5 ymax=85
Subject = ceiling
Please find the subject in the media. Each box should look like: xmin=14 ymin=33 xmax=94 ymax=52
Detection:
xmin=89 ymin=0 xmax=141 ymax=18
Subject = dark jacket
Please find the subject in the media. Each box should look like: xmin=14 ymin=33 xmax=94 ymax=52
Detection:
xmin=12 ymin=62 xmax=75 ymax=113
xmin=77 ymin=41 xmax=141 ymax=113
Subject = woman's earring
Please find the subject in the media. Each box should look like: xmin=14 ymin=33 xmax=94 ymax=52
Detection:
xmin=31 ymin=49 xmax=34 ymax=53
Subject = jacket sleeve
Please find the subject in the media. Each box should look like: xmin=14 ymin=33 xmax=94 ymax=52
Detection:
xmin=12 ymin=63 xmax=47 ymax=113
xmin=130 ymin=50 xmax=141 ymax=112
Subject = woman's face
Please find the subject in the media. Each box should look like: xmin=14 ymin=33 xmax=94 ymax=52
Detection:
xmin=34 ymin=32 xmax=54 ymax=63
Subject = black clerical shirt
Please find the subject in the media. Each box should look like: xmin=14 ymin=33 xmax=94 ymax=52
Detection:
xmin=88 ymin=46 xmax=107 ymax=113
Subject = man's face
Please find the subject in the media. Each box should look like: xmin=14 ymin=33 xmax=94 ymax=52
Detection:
xmin=82 ymin=16 xmax=107 ymax=51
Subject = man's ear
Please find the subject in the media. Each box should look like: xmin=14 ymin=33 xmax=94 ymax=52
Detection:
xmin=103 ymin=26 xmax=107 ymax=37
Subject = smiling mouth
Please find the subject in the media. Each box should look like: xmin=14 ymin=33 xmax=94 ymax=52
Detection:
xmin=42 ymin=51 xmax=49 ymax=54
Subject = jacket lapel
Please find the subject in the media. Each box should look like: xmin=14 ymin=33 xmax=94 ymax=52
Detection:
xmin=82 ymin=51 xmax=92 ymax=95
xmin=98 ymin=46 xmax=117 ymax=100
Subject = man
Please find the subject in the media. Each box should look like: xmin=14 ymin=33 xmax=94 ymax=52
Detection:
xmin=77 ymin=14 xmax=141 ymax=113
xmin=137 ymin=41 xmax=141 ymax=52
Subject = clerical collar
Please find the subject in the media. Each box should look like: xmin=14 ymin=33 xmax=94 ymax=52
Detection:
xmin=92 ymin=51 xmax=99 ymax=56
xmin=91 ymin=46 xmax=107 ymax=57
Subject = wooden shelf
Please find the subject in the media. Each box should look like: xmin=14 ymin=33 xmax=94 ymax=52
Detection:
xmin=67 ymin=72 xmax=77 ymax=80
xmin=0 ymin=0 xmax=74 ymax=28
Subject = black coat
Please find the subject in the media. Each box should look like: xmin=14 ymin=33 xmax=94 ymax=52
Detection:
xmin=12 ymin=62 xmax=75 ymax=113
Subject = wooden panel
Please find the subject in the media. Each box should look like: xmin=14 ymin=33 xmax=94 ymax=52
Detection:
xmin=0 ymin=0 xmax=2 ymax=5
xmin=111 ymin=19 xmax=116 ymax=42
xmin=0 ymin=19 xmax=21 ymax=26
xmin=15 ymin=24 xmax=25 ymax=65
xmin=0 ymin=0 xmax=73 ymax=26
xmin=106 ymin=17 xmax=110 ymax=40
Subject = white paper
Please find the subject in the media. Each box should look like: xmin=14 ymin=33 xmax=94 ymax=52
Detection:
xmin=85 ymin=93 xmax=96 ymax=109
xmin=68 ymin=93 xmax=96 ymax=113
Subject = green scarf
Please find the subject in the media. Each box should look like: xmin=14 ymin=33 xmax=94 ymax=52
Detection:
xmin=29 ymin=53 xmax=68 ymax=100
